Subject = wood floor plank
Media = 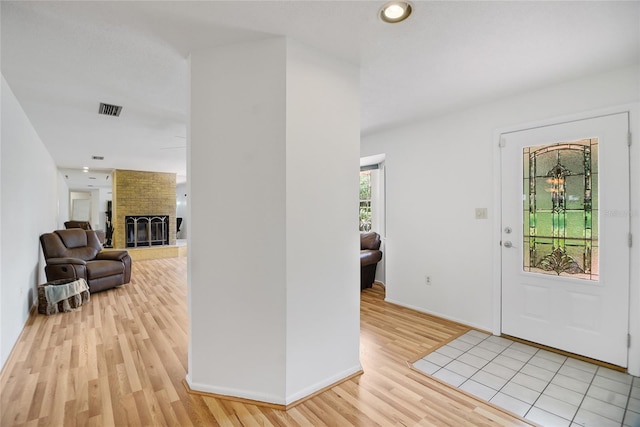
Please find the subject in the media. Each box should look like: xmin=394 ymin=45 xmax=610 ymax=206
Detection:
xmin=0 ymin=257 xmax=535 ymax=426
xmin=153 ymin=389 xmax=181 ymax=426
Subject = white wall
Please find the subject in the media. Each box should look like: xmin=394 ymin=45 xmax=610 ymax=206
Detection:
xmin=0 ymin=75 xmax=63 ymax=370
xmin=0 ymin=75 xmax=3 ymax=373
xmin=57 ymin=173 xmax=69 ymax=229
xmin=97 ymin=186 xmax=111 ymax=232
xmin=361 ymin=65 xmax=640 ymax=373
xmin=90 ymin=189 xmax=100 ymax=230
xmin=284 ymin=39 xmax=361 ymax=402
xmin=189 ymin=38 xmax=288 ymax=403
xmin=66 ymin=188 xmax=109 ymax=231
xmin=69 ymin=191 xmax=91 ymax=222
xmin=188 ymin=37 xmax=360 ymax=404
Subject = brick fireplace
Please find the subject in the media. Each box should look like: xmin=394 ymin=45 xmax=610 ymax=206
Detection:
xmin=125 ymin=215 xmax=170 ymax=247
xmin=112 ymin=170 xmax=176 ymax=249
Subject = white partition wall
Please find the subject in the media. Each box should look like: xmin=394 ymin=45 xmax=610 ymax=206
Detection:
xmin=187 ymin=38 xmax=361 ymax=405
xmin=1 ymin=75 xmax=61 ymax=370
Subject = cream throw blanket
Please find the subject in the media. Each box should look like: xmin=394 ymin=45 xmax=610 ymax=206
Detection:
xmin=44 ymin=278 xmax=88 ymax=304
xmin=43 ymin=279 xmax=89 ymax=314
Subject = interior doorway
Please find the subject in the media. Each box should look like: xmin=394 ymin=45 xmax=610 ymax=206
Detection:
xmin=361 ymin=154 xmax=386 ymax=285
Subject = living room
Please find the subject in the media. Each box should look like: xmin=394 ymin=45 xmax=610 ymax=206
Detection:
xmin=1 ymin=1 xmax=639 ymax=425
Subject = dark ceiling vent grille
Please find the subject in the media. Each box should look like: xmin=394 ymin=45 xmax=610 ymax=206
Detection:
xmin=98 ymin=102 xmax=122 ymax=117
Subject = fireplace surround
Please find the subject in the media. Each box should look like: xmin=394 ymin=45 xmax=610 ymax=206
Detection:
xmin=112 ymin=170 xmax=176 ymax=249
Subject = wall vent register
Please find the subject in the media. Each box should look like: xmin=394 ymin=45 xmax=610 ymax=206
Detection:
xmin=98 ymin=102 xmax=122 ymax=117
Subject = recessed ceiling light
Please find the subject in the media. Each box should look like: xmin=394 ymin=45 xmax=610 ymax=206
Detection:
xmin=380 ymin=1 xmax=412 ymax=23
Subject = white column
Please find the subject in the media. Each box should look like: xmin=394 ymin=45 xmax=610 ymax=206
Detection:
xmin=187 ymin=37 xmax=361 ymax=405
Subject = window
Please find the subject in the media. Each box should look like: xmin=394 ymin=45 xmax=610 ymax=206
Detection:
xmin=359 ymin=170 xmax=372 ymax=232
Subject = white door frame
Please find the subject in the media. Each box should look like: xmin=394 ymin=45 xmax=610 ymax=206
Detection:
xmin=492 ymin=104 xmax=640 ymax=376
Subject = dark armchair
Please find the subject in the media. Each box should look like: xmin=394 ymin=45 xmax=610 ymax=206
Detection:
xmin=360 ymin=232 xmax=383 ymax=290
xmin=64 ymin=220 xmax=92 ymax=230
xmin=64 ymin=220 xmax=105 ymax=244
xmin=40 ymin=229 xmax=132 ymax=293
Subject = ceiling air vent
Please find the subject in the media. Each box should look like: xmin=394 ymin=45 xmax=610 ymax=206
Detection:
xmin=98 ymin=102 xmax=122 ymax=117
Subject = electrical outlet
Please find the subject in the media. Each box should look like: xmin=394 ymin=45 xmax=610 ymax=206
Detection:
xmin=425 ymin=275 xmax=432 ymax=285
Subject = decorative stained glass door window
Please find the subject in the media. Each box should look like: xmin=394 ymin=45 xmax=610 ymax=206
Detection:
xmin=523 ymin=138 xmax=598 ymax=280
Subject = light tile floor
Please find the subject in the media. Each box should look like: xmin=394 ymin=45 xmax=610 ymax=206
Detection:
xmin=413 ymin=330 xmax=640 ymax=427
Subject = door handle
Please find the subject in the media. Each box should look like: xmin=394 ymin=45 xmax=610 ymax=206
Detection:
xmin=503 ymin=241 xmax=513 ymax=248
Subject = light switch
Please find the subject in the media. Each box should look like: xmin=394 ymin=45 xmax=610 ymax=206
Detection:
xmin=475 ymin=208 xmax=488 ymax=219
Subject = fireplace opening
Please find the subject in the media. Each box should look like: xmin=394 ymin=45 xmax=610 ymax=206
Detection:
xmin=126 ymin=215 xmax=169 ymax=247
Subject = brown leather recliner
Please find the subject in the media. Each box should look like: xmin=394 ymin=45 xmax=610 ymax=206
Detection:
xmin=40 ymin=229 xmax=132 ymax=293
xmin=64 ymin=220 xmax=92 ymax=230
xmin=360 ymin=232 xmax=383 ymax=290
xmin=64 ymin=220 xmax=106 ymax=244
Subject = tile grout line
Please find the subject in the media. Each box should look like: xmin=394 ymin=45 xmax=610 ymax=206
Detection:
xmin=583 ymin=365 xmax=634 ymax=426
xmin=516 ymin=350 xmax=543 ymax=420
xmin=493 ymin=341 xmax=532 ymax=403
xmin=457 ymin=334 xmax=538 ymax=411
xmin=419 ymin=331 xmax=637 ymax=426
xmin=621 ymin=375 xmax=636 ymax=427
xmin=499 ymin=341 xmax=543 ymax=420
xmin=456 ymin=334 xmax=499 ymax=385
xmin=566 ymin=359 xmax=597 ymax=426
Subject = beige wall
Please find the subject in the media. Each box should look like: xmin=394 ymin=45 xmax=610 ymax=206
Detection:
xmin=112 ymin=170 xmax=176 ymax=249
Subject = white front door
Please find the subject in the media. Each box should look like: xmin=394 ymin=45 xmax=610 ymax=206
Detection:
xmin=500 ymin=113 xmax=630 ymax=367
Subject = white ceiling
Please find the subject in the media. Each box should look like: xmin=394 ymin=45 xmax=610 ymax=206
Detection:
xmin=2 ymin=1 xmax=639 ymax=190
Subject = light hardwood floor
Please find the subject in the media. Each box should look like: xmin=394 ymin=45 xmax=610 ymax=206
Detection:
xmin=0 ymin=257 xmax=534 ymax=426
